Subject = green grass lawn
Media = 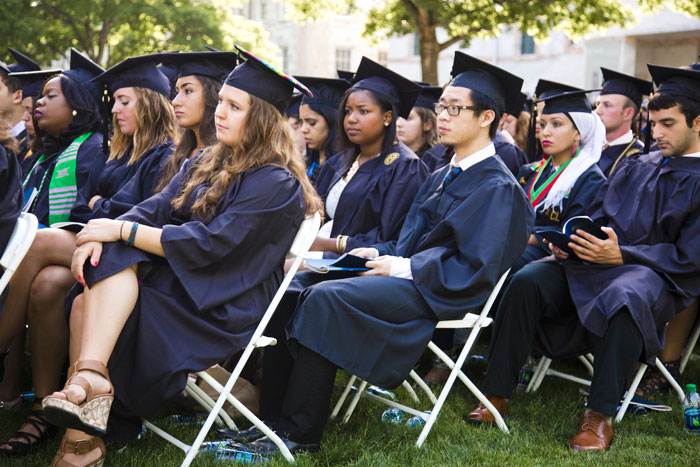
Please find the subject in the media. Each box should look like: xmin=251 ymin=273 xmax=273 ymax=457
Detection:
xmin=1 ymin=346 xmax=699 ymax=466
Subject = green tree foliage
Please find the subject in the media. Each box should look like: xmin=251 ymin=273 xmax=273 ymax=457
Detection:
xmin=0 ymin=0 xmax=278 ymax=67
xmin=639 ymin=0 xmax=699 ymax=18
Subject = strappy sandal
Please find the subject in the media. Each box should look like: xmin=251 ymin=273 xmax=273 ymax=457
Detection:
xmin=50 ymin=434 xmax=106 ymax=467
xmin=42 ymin=360 xmax=114 ymax=437
xmin=0 ymin=401 xmax=56 ymax=455
xmin=635 ymin=359 xmax=681 ymax=398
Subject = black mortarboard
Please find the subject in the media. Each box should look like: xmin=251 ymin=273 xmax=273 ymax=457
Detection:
xmin=92 ymin=53 xmax=171 ymax=96
xmin=7 ymin=48 xmax=40 ymax=73
xmin=534 ymin=79 xmax=581 ymax=100
xmin=286 ymin=93 xmax=302 ymax=117
xmin=160 ymin=51 xmax=238 ymax=82
xmin=648 ymin=64 xmax=700 ymax=106
xmin=414 ymin=85 xmax=443 ymax=111
xmin=337 ymin=70 xmax=354 ymax=82
xmin=296 ymin=76 xmax=350 ymax=112
xmin=538 ymin=89 xmax=593 ymax=115
xmin=0 ymin=61 xmax=10 ymax=75
xmin=351 ymin=57 xmax=422 ymax=119
xmin=8 ymin=69 xmax=61 ymax=99
xmin=204 ymin=45 xmax=221 ymax=52
xmin=62 ymin=48 xmax=105 ymax=102
xmin=600 ymin=68 xmax=652 ymax=109
xmin=507 ymin=92 xmax=528 ymax=116
xmin=224 ymin=45 xmax=311 ymax=114
xmin=449 ymin=51 xmax=523 ymax=115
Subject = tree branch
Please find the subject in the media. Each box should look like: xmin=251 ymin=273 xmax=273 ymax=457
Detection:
xmin=438 ymin=35 xmax=464 ymax=52
xmin=398 ymin=0 xmax=421 ymax=21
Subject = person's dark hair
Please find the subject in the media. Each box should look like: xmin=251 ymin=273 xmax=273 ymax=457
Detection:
xmin=306 ymin=101 xmax=341 ymax=157
xmin=155 ymin=74 xmax=221 ymax=193
xmin=0 ymin=71 xmax=21 ymax=94
xmin=412 ymin=106 xmax=438 ymax=157
xmin=35 ymin=75 xmax=102 ymax=156
xmin=337 ymin=87 xmax=397 ymax=157
xmin=647 ymin=93 xmax=700 ymax=128
xmin=468 ymin=89 xmax=502 ymax=139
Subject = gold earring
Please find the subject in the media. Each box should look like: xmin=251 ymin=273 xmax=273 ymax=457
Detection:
xmin=72 ymin=110 xmax=78 ymax=117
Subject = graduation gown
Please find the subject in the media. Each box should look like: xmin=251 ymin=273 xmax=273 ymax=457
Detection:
xmin=287 ymin=156 xmax=534 ymax=388
xmin=314 ymin=142 xmax=428 ymax=257
xmin=81 ymin=162 xmax=306 ymax=420
xmin=422 ymin=143 xmax=453 ymax=172
xmin=422 ymin=140 xmax=525 ymax=177
xmin=513 ymin=162 xmax=605 ymax=270
xmin=72 ymin=141 xmax=173 ymax=222
xmin=597 ymin=138 xmax=643 ymax=177
xmin=23 ymin=132 xmax=107 ymax=227
xmin=0 ymin=144 xmax=23 ymax=310
xmin=551 ymin=152 xmax=700 ymax=363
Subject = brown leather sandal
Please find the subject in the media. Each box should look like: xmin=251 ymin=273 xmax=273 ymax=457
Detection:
xmin=50 ymin=434 xmax=106 ymax=467
xmin=42 ymin=360 xmax=114 ymax=437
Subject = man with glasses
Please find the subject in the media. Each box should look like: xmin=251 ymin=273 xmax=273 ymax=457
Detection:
xmin=231 ymin=51 xmax=534 ymax=457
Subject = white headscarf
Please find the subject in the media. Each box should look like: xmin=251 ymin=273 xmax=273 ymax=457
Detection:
xmin=538 ymin=112 xmax=605 ymax=211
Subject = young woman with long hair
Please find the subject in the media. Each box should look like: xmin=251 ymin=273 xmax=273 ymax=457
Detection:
xmin=396 ymin=85 xmax=440 ymax=160
xmin=41 ymin=47 xmax=321 ymax=466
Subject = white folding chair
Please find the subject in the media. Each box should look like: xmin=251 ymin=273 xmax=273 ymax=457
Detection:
xmin=680 ymin=311 xmax=700 ymax=374
xmin=331 ymin=269 xmax=511 ymax=447
xmin=0 ymin=212 xmax=39 ymax=295
xmin=144 ymin=212 xmax=321 ymax=466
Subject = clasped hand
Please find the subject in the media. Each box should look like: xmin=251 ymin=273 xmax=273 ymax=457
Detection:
xmin=71 ymin=219 xmax=123 ymax=285
xmin=550 ymin=226 xmax=623 ymax=265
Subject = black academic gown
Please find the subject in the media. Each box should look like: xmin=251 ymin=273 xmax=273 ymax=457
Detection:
xmin=546 ymin=152 xmax=700 ymax=363
xmin=422 ymin=143 xmax=453 ymax=172
xmin=512 ymin=162 xmax=606 ymax=271
xmin=597 ymin=138 xmax=643 ymax=177
xmin=81 ymin=162 xmax=306 ymax=422
xmin=72 ymin=141 xmax=173 ymax=222
xmin=23 ymin=132 xmax=107 ymax=227
xmin=0 ymin=144 xmax=23 ymax=310
xmin=287 ymin=155 xmax=534 ymax=388
xmin=422 ymin=139 xmax=525 ymax=178
xmin=314 ymin=142 xmax=429 ymax=258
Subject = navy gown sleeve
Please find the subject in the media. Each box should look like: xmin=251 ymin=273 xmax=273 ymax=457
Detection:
xmin=157 ymin=167 xmax=305 ymax=312
xmin=494 ymin=138 xmax=528 ymax=177
xmin=560 ymin=166 xmax=605 ymax=223
xmin=91 ymin=142 xmax=173 ymax=219
xmin=0 ymin=144 xmax=23 ymax=250
xmin=69 ymin=132 xmax=108 ymax=223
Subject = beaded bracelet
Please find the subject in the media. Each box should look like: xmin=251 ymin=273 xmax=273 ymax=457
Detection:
xmin=125 ymin=222 xmax=139 ymax=247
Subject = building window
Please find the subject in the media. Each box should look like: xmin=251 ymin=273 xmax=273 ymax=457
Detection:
xmin=261 ymin=0 xmax=267 ymax=20
xmin=281 ymin=46 xmax=289 ymax=72
xmin=336 ymin=48 xmax=352 ymax=71
xmin=378 ymin=50 xmax=388 ymax=66
xmin=521 ymin=32 xmax=535 ymax=55
xmin=414 ymin=33 xmax=420 ymax=56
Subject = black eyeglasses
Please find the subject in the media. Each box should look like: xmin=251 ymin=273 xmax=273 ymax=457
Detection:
xmin=434 ymin=103 xmax=484 ymax=116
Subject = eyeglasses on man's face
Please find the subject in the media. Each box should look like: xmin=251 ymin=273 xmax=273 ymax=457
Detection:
xmin=434 ymin=103 xmax=485 ymax=116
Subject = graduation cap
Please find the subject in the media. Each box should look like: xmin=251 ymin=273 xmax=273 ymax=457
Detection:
xmin=8 ymin=69 xmax=62 ymax=99
xmin=534 ymin=79 xmax=581 ymax=100
xmin=648 ymin=63 xmax=700 ymax=106
xmin=204 ymin=45 xmax=221 ymax=52
xmin=286 ymin=93 xmax=302 ymax=117
xmin=160 ymin=51 xmax=238 ymax=82
xmin=7 ymin=48 xmax=40 ymax=73
xmin=537 ymin=89 xmax=594 ymax=115
xmin=414 ymin=85 xmax=443 ymax=111
xmin=92 ymin=53 xmax=171 ymax=97
xmin=61 ymin=48 xmax=105 ymax=102
xmin=507 ymin=92 xmax=528 ymax=116
xmin=296 ymin=76 xmax=350 ymax=112
xmin=449 ymin=52 xmax=523 ymax=115
xmin=337 ymin=69 xmax=354 ymax=82
xmin=0 ymin=61 xmax=10 ymax=75
xmin=224 ymin=45 xmax=311 ymax=114
xmin=600 ymin=68 xmax=652 ymax=109
xmin=350 ymin=57 xmax=422 ymax=119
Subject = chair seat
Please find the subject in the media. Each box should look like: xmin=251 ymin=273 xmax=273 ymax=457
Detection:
xmin=436 ymin=313 xmax=492 ymax=329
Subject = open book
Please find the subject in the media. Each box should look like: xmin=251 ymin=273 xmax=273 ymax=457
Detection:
xmin=535 ymin=216 xmax=606 ymax=260
xmin=305 ymin=253 xmax=370 ymax=274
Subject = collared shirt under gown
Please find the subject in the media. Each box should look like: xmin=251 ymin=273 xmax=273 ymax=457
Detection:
xmin=422 ymin=137 xmax=526 ymax=177
xmin=313 ymin=142 xmax=428 ymax=258
xmin=80 ymin=161 xmax=306 ymax=420
xmin=550 ymin=152 xmax=700 ymax=363
xmin=287 ymin=156 xmax=534 ymax=388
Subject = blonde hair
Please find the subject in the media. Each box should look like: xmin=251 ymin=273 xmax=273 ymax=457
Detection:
xmin=514 ymin=110 xmax=531 ymax=152
xmin=172 ymin=93 xmax=322 ymax=221
xmin=108 ymin=87 xmax=177 ymax=164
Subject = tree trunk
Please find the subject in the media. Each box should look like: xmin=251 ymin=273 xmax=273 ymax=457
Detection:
xmin=417 ymin=23 xmax=439 ymax=84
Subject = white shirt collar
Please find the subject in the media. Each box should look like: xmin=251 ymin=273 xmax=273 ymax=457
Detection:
xmin=450 ymin=142 xmax=495 ymax=172
xmin=682 ymin=151 xmax=700 ymax=159
xmin=606 ymin=130 xmax=634 ymax=147
xmin=11 ymin=120 xmax=25 ymax=137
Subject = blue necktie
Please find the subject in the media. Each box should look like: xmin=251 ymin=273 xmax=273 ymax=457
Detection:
xmin=442 ymin=166 xmax=462 ymax=189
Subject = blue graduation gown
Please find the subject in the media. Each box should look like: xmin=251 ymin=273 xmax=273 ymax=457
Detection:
xmin=287 ymin=156 xmax=534 ymax=388
xmin=422 ymin=140 xmax=525 ymax=177
xmin=23 ymin=132 xmax=107 ymax=226
xmin=554 ymin=152 xmax=700 ymax=363
xmin=597 ymin=138 xmax=643 ymax=177
xmin=0 ymin=144 xmax=23 ymax=310
xmin=72 ymin=141 xmax=173 ymax=222
xmin=513 ymin=162 xmax=606 ymax=271
xmin=314 ymin=142 xmax=429 ymax=258
xmin=81 ymin=162 xmax=306 ymax=419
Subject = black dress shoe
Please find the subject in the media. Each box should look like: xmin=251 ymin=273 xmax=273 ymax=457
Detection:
xmin=217 ymin=425 xmax=265 ymax=443
xmin=244 ymin=435 xmax=320 ymax=456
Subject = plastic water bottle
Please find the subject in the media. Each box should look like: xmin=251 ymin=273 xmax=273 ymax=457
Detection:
xmin=367 ymin=386 xmax=396 ymax=400
xmin=405 ymin=411 xmax=432 ymax=429
xmin=516 ymin=355 xmax=537 ymax=391
xmin=683 ymin=383 xmax=700 ymax=435
xmin=381 ymin=407 xmax=406 ymax=424
xmin=164 ymin=414 xmax=208 ymax=426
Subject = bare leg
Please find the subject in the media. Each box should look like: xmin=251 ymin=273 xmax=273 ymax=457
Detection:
xmin=660 ymin=299 xmax=698 ymax=361
xmin=0 ymin=229 xmax=76 ymax=349
xmin=0 ymin=332 xmax=25 ymax=405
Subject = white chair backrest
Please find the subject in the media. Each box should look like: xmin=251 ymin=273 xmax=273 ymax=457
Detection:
xmin=288 ymin=211 xmax=322 ymax=259
xmin=0 ymin=212 xmax=39 ymax=294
